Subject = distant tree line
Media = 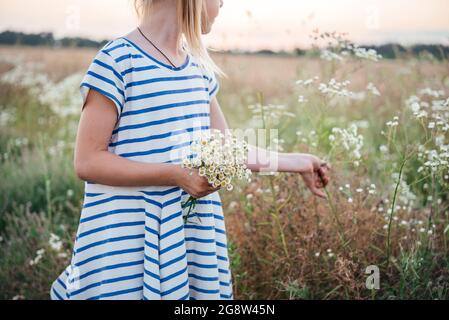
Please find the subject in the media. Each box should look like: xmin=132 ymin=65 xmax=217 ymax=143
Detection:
xmin=0 ymin=30 xmax=108 ymax=48
xmin=260 ymin=44 xmax=449 ymax=60
xmin=1 ymin=30 xmax=448 ymax=60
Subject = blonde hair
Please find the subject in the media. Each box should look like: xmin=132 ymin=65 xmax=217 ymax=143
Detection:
xmin=133 ymin=0 xmax=226 ymax=78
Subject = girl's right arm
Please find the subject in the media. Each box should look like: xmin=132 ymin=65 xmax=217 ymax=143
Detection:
xmin=75 ymin=89 xmax=219 ymax=198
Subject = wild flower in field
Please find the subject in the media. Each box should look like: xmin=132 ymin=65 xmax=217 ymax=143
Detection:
xmin=0 ymin=109 xmax=15 ymax=127
xmin=297 ymin=95 xmax=308 ymax=104
xmin=295 ymin=76 xmax=319 ymax=87
xmin=329 ymin=124 xmax=364 ymax=167
xmin=418 ymin=88 xmax=445 ymax=98
xmin=181 ymin=129 xmax=252 ymax=224
xmin=318 ymin=78 xmax=355 ymax=98
xmin=273 ymin=137 xmax=286 ymax=152
xmin=386 ymin=172 xmax=417 ymax=215
xmin=379 ymin=145 xmax=389 ymax=153
xmin=39 ymin=73 xmax=84 ymax=117
xmin=417 ymin=146 xmax=449 ymax=175
xmin=57 ymin=252 xmax=69 ymax=259
xmin=386 ymin=116 xmax=399 ymax=127
xmin=295 ymin=75 xmax=380 ymax=106
xmin=29 ymin=248 xmax=45 ymax=266
xmin=0 ymin=61 xmax=84 ymax=118
xmin=248 ymin=103 xmax=296 ymax=126
xmin=366 ymin=82 xmax=381 ymax=96
xmin=296 ymin=130 xmax=319 ymax=149
xmin=49 ymin=233 xmax=63 ymax=252
xmin=350 ymin=120 xmax=370 ymax=129
xmin=339 ymin=182 xmax=377 ymax=206
xmin=310 ymin=29 xmax=382 ymax=62
xmin=350 ymin=45 xmax=383 ymax=62
xmin=228 ymin=201 xmax=238 ymax=210
xmin=0 ymin=63 xmax=49 ymax=95
xmin=48 ymin=140 xmax=69 ymax=157
xmin=405 ymin=88 xmax=449 ymax=184
xmin=368 ymin=184 xmax=377 ymax=195
xmin=320 ymin=49 xmax=343 ymax=61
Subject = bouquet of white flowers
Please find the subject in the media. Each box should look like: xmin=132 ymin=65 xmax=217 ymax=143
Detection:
xmin=181 ymin=129 xmax=252 ymax=224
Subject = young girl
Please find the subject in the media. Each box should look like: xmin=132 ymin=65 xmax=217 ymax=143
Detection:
xmin=50 ymin=0 xmax=330 ymax=300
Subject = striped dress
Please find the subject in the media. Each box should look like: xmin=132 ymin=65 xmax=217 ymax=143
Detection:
xmin=50 ymin=37 xmax=233 ymax=300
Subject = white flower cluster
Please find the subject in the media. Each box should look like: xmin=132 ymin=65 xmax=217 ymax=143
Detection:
xmin=311 ymin=30 xmax=382 ymax=62
xmin=295 ymin=77 xmax=317 ymax=104
xmin=390 ymin=172 xmax=417 ymax=212
xmin=417 ymin=144 xmax=449 ymax=175
xmin=0 ymin=63 xmax=49 ymax=95
xmin=248 ymin=103 xmax=296 ymax=125
xmin=39 ymin=73 xmax=84 ymax=117
xmin=406 ymin=90 xmax=449 ymax=131
xmin=348 ymin=45 xmax=383 ymax=62
xmin=386 ymin=116 xmax=399 ymax=128
xmin=295 ymin=77 xmax=381 ymax=105
xmin=49 ymin=233 xmax=63 ymax=251
xmin=338 ymin=182 xmax=377 ymax=204
xmin=320 ymin=49 xmax=344 ymax=61
xmin=418 ymin=88 xmax=445 ymax=98
xmin=366 ymin=82 xmax=381 ymax=96
xmin=376 ymin=172 xmax=417 ymax=221
xmin=329 ymin=124 xmax=364 ymax=167
xmin=0 ymin=61 xmax=83 ymax=118
xmin=50 ymin=232 xmax=69 ymax=259
xmin=182 ymin=129 xmax=252 ymax=191
xmin=406 ymin=88 xmax=449 ymax=179
xmin=320 ymin=46 xmax=383 ymax=62
xmin=318 ymin=78 xmax=354 ymax=98
xmin=295 ymin=76 xmax=319 ymax=87
xmin=29 ymin=248 xmax=45 ymax=266
xmin=296 ymin=130 xmax=319 ymax=148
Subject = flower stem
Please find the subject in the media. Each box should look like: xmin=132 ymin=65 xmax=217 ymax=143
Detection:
xmin=385 ymin=156 xmax=407 ymax=267
xmin=323 ymin=185 xmax=348 ymax=250
xmin=182 ymin=196 xmax=199 ymax=224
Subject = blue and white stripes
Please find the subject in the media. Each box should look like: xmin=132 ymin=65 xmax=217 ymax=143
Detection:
xmin=50 ymin=38 xmax=232 ymax=300
xmin=77 ymin=37 xmax=220 ymax=195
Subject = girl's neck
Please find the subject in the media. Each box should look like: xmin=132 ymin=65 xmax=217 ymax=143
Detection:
xmin=138 ymin=0 xmax=183 ymax=56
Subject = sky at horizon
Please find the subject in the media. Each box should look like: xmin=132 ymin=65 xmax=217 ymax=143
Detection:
xmin=1 ymin=0 xmax=449 ymax=50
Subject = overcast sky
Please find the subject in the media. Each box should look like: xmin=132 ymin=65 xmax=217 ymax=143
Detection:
xmin=1 ymin=0 xmax=448 ymax=50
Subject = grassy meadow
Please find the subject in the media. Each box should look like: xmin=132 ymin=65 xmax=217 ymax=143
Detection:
xmin=0 ymin=42 xmax=448 ymax=300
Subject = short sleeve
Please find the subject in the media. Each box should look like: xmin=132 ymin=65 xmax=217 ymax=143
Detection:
xmin=80 ymin=49 xmax=125 ymax=120
xmin=207 ymin=70 xmax=220 ymax=99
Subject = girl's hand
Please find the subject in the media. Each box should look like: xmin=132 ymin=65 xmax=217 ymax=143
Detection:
xmin=294 ymin=153 xmax=331 ymax=199
xmin=175 ymin=167 xmax=221 ymax=198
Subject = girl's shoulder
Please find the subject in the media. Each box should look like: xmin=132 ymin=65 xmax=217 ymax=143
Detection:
xmin=80 ymin=38 xmax=133 ymax=120
xmin=95 ymin=38 xmax=135 ymax=66
xmin=87 ymin=37 xmax=143 ymax=84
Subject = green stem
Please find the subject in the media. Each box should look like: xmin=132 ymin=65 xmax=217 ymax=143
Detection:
xmin=182 ymin=196 xmax=200 ymax=224
xmin=322 ymin=185 xmax=348 ymax=250
xmin=385 ymin=156 xmax=407 ymax=267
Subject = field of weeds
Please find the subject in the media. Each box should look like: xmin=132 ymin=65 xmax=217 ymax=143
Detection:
xmin=0 ymin=37 xmax=448 ymax=299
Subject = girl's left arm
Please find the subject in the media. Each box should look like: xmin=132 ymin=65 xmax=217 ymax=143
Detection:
xmin=210 ymin=96 xmax=331 ymax=198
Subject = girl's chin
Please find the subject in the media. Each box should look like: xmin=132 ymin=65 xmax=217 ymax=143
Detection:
xmin=201 ymin=20 xmax=215 ymax=35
